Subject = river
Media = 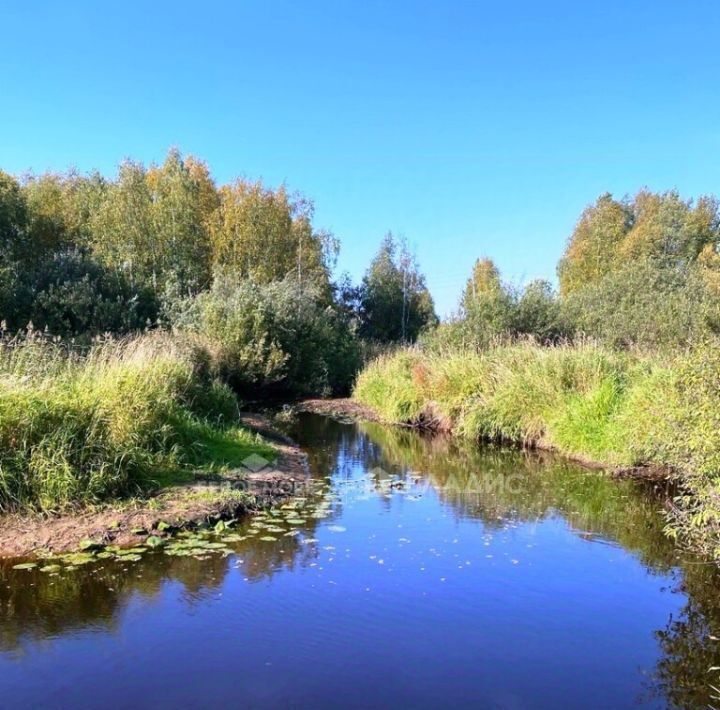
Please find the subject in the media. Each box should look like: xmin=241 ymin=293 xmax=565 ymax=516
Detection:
xmin=1 ymin=413 xmax=719 ymax=709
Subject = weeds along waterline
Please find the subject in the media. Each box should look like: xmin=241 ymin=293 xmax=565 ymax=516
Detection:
xmin=353 ymin=339 xmax=720 ymax=559
xmin=0 ymin=331 xmax=274 ymax=513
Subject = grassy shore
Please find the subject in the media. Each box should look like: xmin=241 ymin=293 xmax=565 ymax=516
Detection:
xmin=354 ymin=341 xmax=720 ymax=559
xmin=0 ymin=332 xmax=275 ymax=513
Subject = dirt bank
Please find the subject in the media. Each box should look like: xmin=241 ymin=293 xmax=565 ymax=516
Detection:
xmin=0 ymin=414 xmax=311 ymax=558
xmin=297 ymin=398 xmax=381 ymax=422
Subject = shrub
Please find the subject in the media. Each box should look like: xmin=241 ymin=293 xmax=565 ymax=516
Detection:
xmin=168 ymin=276 xmax=361 ymax=396
xmin=561 ymin=260 xmax=720 ymax=349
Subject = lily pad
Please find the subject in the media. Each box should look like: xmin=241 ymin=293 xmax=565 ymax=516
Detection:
xmin=12 ymin=562 xmax=37 ymax=570
xmin=40 ymin=564 xmax=61 ymax=573
xmin=145 ymin=536 xmax=164 ymax=549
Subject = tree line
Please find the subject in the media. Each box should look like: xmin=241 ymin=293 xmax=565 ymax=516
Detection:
xmin=432 ymin=189 xmax=720 ymax=351
xmin=0 ymin=150 xmax=436 ymax=394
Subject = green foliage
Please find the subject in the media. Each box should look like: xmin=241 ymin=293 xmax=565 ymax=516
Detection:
xmin=558 ymin=190 xmax=720 ymax=296
xmin=0 ymin=332 xmax=273 ymax=512
xmin=359 ymin=233 xmax=436 ymax=343
xmin=5 ymin=249 xmax=159 ymax=337
xmin=0 ymin=170 xmax=28 ymax=264
xmin=211 ymin=179 xmax=335 ymax=292
xmin=426 ymin=257 xmax=566 ymax=351
xmin=561 ymin=259 xmax=720 ymax=349
xmin=90 ymin=151 xmax=215 ymax=293
xmin=354 ymin=341 xmax=720 ymax=558
xmin=169 ymin=276 xmax=360 ymax=396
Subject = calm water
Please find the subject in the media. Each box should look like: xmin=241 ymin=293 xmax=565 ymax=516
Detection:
xmin=1 ymin=413 xmax=719 ymax=709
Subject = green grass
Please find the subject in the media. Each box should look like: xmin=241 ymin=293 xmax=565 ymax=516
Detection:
xmin=354 ymin=340 xmax=720 ymax=559
xmin=0 ymin=332 xmax=276 ymax=512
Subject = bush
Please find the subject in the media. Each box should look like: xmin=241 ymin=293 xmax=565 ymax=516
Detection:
xmin=0 ymin=250 xmax=160 ymax=337
xmin=168 ymin=276 xmax=361 ymax=396
xmin=561 ymin=260 xmax=720 ymax=349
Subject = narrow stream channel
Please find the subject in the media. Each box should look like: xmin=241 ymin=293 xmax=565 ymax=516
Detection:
xmin=1 ymin=413 xmax=719 ymax=709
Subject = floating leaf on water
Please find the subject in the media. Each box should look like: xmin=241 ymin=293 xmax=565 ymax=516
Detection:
xmin=146 ymin=536 xmax=164 ymax=548
xmin=156 ymin=521 xmax=171 ymax=532
xmin=79 ymin=539 xmax=103 ymax=552
xmin=284 ymin=530 xmax=300 ymax=537
xmin=214 ymin=521 xmax=227 ymax=534
xmin=119 ymin=554 xmax=142 ymax=562
xmin=62 ymin=553 xmax=95 ymax=566
xmin=164 ymin=549 xmax=191 ymax=557
xmin=97 ymin=552 xmax=115 ymax=560
xmin=40 ymin=564 xmax=61 ymax=573
xmin=12 ymin=562 xmax=37 ymax=570
xmin=259 ymin=536 xmax=277 ymax=542
xmin=286 ymin=519 xmax=305 ymax=525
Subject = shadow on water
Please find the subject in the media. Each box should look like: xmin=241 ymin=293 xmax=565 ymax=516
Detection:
xmin=0 ymin=413 xmax=718 ymax=708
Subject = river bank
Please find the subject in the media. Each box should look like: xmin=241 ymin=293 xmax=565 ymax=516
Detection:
xmin=352 ymin=343 xmax=720 ymax=560
xmin=0 ymin=415 xmax=309 ymax=557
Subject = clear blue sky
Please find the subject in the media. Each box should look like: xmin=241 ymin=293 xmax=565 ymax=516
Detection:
xmin=2 ymin=1 xmax=719 ymax=314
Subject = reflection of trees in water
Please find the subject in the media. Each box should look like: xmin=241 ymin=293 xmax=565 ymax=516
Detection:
xmin=0 ymin=552 xmax=228 ymax=652
xmin=650 ymin=564 xmax=720 ymax=709
xmin=0 ymin=515 xmax=317 ymax=654
xmin=1 ymin=413 xmax=719 ymax=706
xmin=357 ymin=420 xmax=676 ymax=567
xmin=356 ymin=418 xmax=720 ymax=709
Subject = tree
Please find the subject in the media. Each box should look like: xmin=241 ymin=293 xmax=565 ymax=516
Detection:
xmin=561 ymin=259 xmax=720 ymax=349
xmin=210 ymin=180 xmax=335 ymax=294
xmin=620 ymin=190 xmax=720 ymax=266
xmin=558 ymin=193 xmax=631 ymax=295
xmin=513 ymin=279 xmax=564 ymax=342
xmin=458 ymin=257 xmax=516 ymax=343
xmin=0 ymin=170 xmax=28 ymax=266
xmin=558 ymin=190 xmax=720 ymax=295
xmin=359 ymin=233 xmax=436 ymax=343
xmin=90 ymin=149 xmax=214 ymax=293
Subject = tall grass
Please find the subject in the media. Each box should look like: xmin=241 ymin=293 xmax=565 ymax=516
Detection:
xmin=354 ymin=340 xmax=720 ymax=558
xmin=0 ymin=332 xmax=273 ymax=512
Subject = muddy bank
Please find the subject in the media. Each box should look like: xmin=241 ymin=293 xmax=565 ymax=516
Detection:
xmin=298 ymin=398 xmax=381 ymax=423
xmin=0 ymin=414 xmax=311 ymax=558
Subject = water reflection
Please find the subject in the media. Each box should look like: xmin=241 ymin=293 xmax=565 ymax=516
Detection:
xmin=0 ymin=413 xmax=718 ymax=708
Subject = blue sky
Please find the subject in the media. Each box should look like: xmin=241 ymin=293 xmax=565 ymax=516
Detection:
xmin=2 ymin=1 xmax=719 ymax=314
